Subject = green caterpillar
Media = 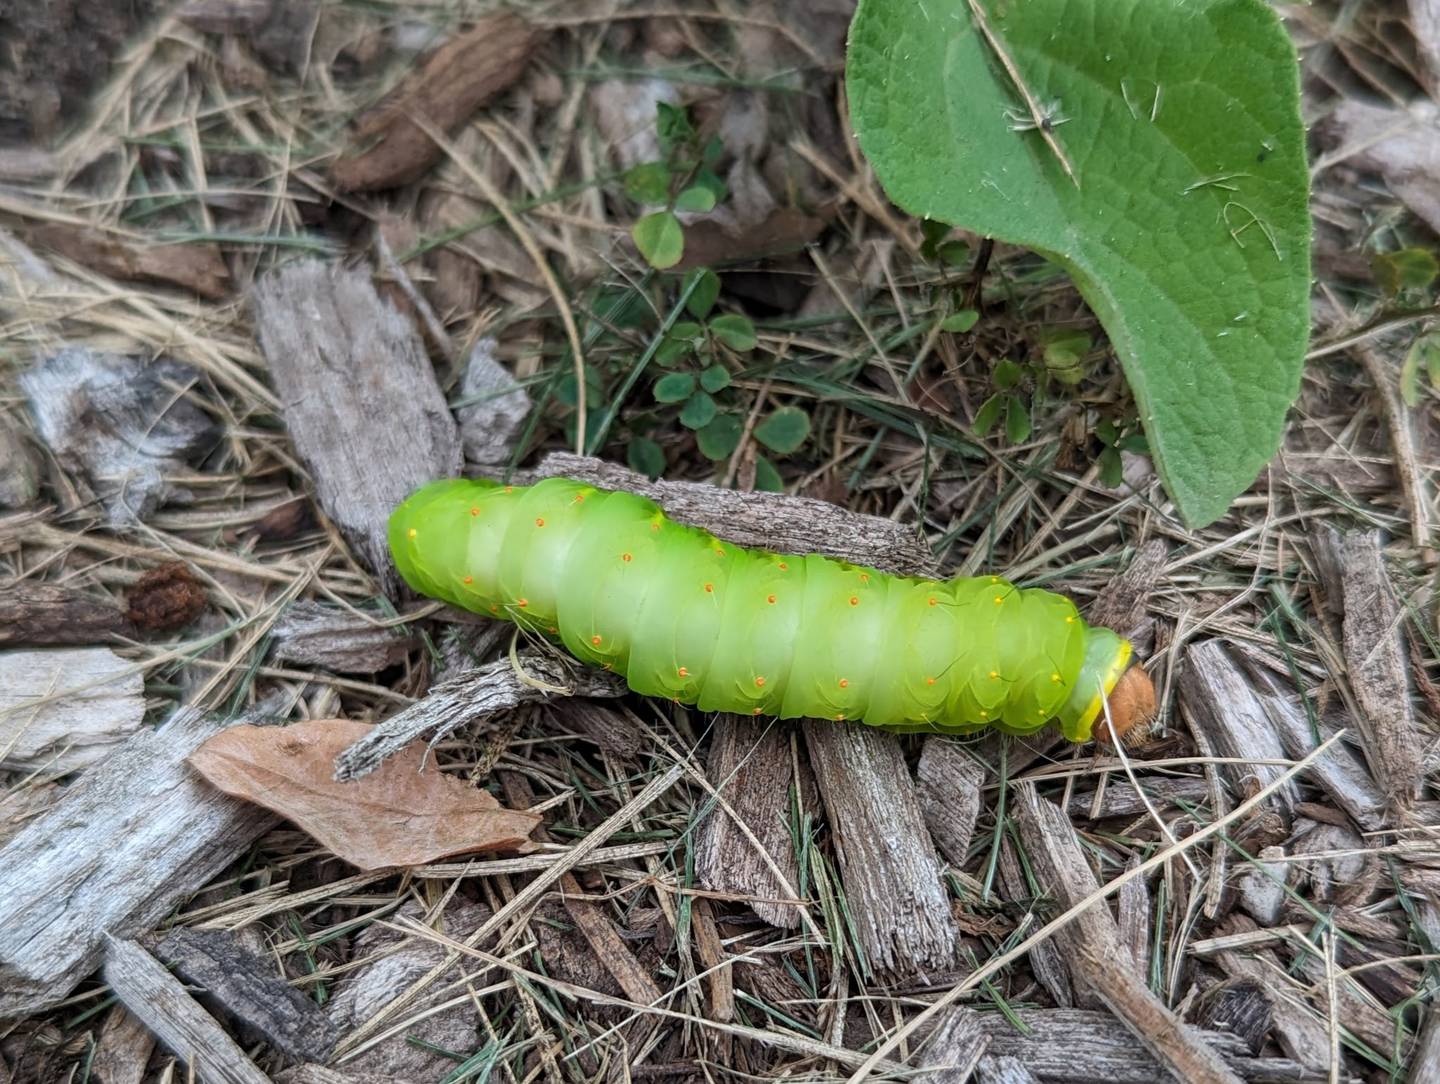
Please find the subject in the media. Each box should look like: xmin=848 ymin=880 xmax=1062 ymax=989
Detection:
xmin=387 ymin=476 xmax=1137 ymax=741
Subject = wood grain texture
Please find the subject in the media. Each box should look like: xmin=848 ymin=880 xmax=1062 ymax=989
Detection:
xmin=918 ymin=1006 xmax=990 ymax=1083
xmin=916 ymin=737 xmax=985 ymax=868
xmin=252 ymin=260 xmax=460 ymax=598
xmin=153 ymin=927 xmax=337 ymax=1061
xmin=103 ymin=937 xmax=274 ymax=1084
xmin=971 ymin=1009 xmax=1329 ymax=1083
xmin=1313 ymin=527 xmax=1421 ymax=807
xmin=1179 ymin=641 xmax=1299 ymax=818
xmin=0 ymin=581 xmax=133 ymax=645
xmin=0 ymin=645 xmax=144 ymax=772
xmin=333 ymin=651 xmax=625 ymax=781
xmin=270 ymin=601 xmax=416 ymax=673
xmin=802 ymin=719 xmax=958 ymax=977
xmin=1011 ymin=782 xmax=1244 ymax=1084
xmin=695 ymin=715 xmax=813 ymax=929
xmin=0 ymin=707 xmax=278 ymax=1016
xmin=331 ymin=12 xmax=543 ymax=191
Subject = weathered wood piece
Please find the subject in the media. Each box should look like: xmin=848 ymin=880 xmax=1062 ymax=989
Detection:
xmin=252 ymin=260 xmax=460 ymax=597
xmin=327 ymin=899 xmax=488 ymax=1080
xmin=333 ymin=652 xmax=625 ymax=781
xmin=0 ymin=581 xmax=134 ymax=646
xmin=1084 ymin=538 xmax=1167 ymax=643
xmin=103 ymin=937 xmax=273 ymax=1084
xmin=91 ymin=1005 xmax=157 ymax=1084
xmin=0 ymin=646 xmax=144 ymax=772
xmin=0 ymin=410 xmax=43 ymax=508
xmin=802 ymin=719 xmax=958 ymax=977
xmin=1011 ymin=782 xmax=1244 ymax=1084
xmin=974 ymin=1056 xmax=1043 ymax=1084
xmin=1210 ymin=917 xmax=1329 ymax=1073
xmin=1065 ymin=777 xmax=1211 ymax=821
xmin=331 ymin=12 xmax=543 ymax=191
xmin=1180 ymin=641 xmax=1298 ymax=819
xmin=1193 ymin=979 xmax=1273 ymax=1057
xmin=973 ymin=1009 xmax=1333 ymax=1083
xmin=456 ymin=337 xmax=530 ymax=467
xmin=0 ymin=707 xmax=279 ymax=1016
xmin=996 ymin=834 xmax=1075 ymax=1009
xmin=695 ymin=716 xmax=813 ymax=928
xmin=1202 ymin=642 xmax=1385 ymax=831
xmin=1407 ymin=1002 xmax=1440 ymax=1084
xmin=270 ymin=601 xmax=415 ymax=673
xmin=916 ymin=738 xmax=985 ymax=868
xmin=918 ymin=1006 xmax=990 ymax=1083
xmin=153 ymin=927 xmax=338 ymax=1061
xmin=21 ymin=348 xmax=219 ymax=524
xmin=1311 ymin=527 xmax=1421 ymax=807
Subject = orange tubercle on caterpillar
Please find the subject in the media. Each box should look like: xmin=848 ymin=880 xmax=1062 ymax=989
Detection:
xmin=1094 ymin=665 xmax=1159 ymax=747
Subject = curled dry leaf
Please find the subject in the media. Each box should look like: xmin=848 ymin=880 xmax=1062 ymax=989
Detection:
xmin=188 ymin=718 xmax=540 ymax=870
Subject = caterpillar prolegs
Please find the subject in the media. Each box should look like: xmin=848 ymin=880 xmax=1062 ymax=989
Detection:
xmin=388 ymin=476 xmax=1149 ymax=742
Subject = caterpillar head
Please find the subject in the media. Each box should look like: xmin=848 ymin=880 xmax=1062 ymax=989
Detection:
xmin=1096 ymin=665 xmax=1159 ymax=747
xmin=1056 ymin=627 xmax=1152 ymax=743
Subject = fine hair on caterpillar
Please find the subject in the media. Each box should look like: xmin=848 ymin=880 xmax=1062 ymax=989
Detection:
xmin=388 ymin=476 xmax=1154 ymax=742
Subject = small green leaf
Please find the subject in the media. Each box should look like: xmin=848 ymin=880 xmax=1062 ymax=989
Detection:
xmin=656 ymin=102 xmax=694 ymax=150
xmin=684 ymin=269 xmax=720 ymax=320
xmin=1042 ymin=330 xmax=1092 ymax=385
xmin=1401 ymin=331 xmax=1440 ymax=408
xmin=632 ymin=211 xmax=684 ymax=270
xmin=974 ymin=393 xmax=1003 ymax=438
xmin=694 ymin=167 xmax=727 ymax=203
xmin=936 ymin=240 xmax=971 ymax=266
xmin=1095 ymin=418 xmax=1119 ymax=446
xmin=653 ymin=372 xmax=695 ymax=403
xmin=623 ymin=161 xmax=672 ymax=204
xmin=697 ymin=413 xmax=744 ymax=460
xmin=710 ymin=313 xmax=758 ymax=351
xmin=679 ymin=391 xmax=718 ymax=429
xmin=920 ymin=219 xmax=951 ymax=260
xmin=675 ymin=186 xmax=717 ymax=213
xmin=1373 ymin=248 xmax=1439 ymax=297
xmin=1118 ymin=433 xmax=1150 ymax=454
xmin=1098 ymin=446 xmax=1125 ymax=487
xmin=1004 ymin=395 xmax=1031 ymax=444
xmin=627 ymin=436 xmax=667 ymax=478
xmin=656 ymin=338 xmax=691 ymax=367
xmin=700 ymin=364 xmax=731 ymax=393
xmin=992 ymin=360 xmax=1025 ymax=390
xmin=849 ymin=0 xmax=1312 ymax=526
xmin=940 ymin=310 xmax=979 ymax=333
xmin=754 ymin=407 xmax=811 ymax=454
xmin=754 ymin=455 xmax=785 ymax=492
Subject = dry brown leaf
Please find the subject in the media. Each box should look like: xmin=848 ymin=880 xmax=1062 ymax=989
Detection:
xmin=188 ymin=719 xmax=539 ymax=869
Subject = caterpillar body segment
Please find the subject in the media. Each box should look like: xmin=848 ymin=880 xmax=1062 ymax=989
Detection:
xmin=388 ymin=476 xmax=1137 ymax=742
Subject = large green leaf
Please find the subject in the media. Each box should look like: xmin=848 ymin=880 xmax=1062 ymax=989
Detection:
xmin=847 ymin=0 xmax=1310 ymax=526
